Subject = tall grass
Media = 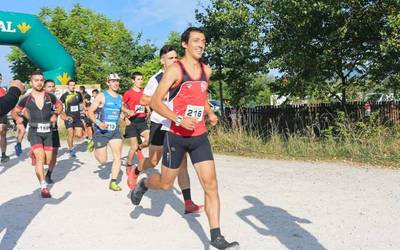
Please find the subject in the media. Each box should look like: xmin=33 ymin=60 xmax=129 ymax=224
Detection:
xmin=209 ymin=112 xmax=400 ymax=168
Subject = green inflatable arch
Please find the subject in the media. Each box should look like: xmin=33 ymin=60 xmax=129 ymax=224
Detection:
xmin=0 ymin=11 xmax=75 ymax=85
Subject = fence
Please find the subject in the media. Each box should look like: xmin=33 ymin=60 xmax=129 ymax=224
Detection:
xmin=223 ymin=101 xmax=400 ymax=137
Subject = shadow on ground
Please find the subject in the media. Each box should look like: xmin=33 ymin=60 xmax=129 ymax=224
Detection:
xmin=0 ymin=190 xmax=71 ymax=249
xmin=129 ymin=170 xmax=208 ymax=250
xmin=237 ymin=195 xmax=326 ymax=250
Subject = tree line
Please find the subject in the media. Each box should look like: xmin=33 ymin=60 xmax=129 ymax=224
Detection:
xmin=7 ymin=1 xmax=400 ymax=106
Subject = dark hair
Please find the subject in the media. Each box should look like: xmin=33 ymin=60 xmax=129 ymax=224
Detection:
xmin=181 ymin=27 xmax=205 ymax=44
xmin=31 ymin=71 xmax=43 ymax=78
xmin=44 ymin=79 xmax=55 ymax=86
xmin=131 ymin=71 xmax=143 ymax=80
xmin=92 ymin=89 xmax=99 ymax=94
xmin=160 ymin=45 xmax=177 ymax=57
xmin=84 ymin=94 xmax=91 ymax=100
xmin=80 ymin=85 xmax=85 ymax=89
xmin=67 ymin=79 xmax=76 ymax=85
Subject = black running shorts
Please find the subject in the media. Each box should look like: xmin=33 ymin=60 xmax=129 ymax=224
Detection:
xmin=0 ymin=115 xmax=8 ymax=125
xmin=64 ymin=118 xmax=83 ymax=129
xmin=162 ymin=132 xmax=214 ymax=169
xmin=124 ymin=118 xmax=149 ymax=139
xmin=52 ymin=130 xmax=61 ymax=148
xmin=28 ymin=128 xmax=53 ymax=151
xmin=149 ymin=122 xmax=166 ymax=146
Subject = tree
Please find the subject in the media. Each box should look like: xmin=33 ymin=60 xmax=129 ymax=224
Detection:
xmin=268 ymin=0 xmax=400 ymax=104
xmin=7 ymin=4 xmax=156 ymax=88
xmin=196 ymin=0 xmax=269 ymax=106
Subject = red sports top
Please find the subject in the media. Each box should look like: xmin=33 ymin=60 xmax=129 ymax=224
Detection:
xmin=167 ymin=61 xmax=209 ymax=137
xmin=0 ymin=87 xmax=6 ymax=97
xmin=122 ymin=88 xmax=146 ymax=118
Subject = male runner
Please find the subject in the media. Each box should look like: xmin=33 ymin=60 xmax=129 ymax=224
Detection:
xmin=12 ymin=71 xmax=62 ymax=198
xmin=91 ymin=89 xmax=99 ymax=103
xmin=88 ymin=73 xmax=134 ymax=191
xmin=13 ymin=96 xmax=29 ymax=156
xmin=131 ymin=27 xmax=239 ymax=249
xmin=43 ymin=79 xmax=62 ymax=183
xmin=60 ymin=79 xmax=83 ymax=157
xmin=0 ymin=73 xmax=10 ymax=162
xmin=130 ymin=45 xmax=203 ymax=214
xmin=82 ymin=94 xmax=94 ymax=151
xmin=122 ymin=72 xmax=149 ymax=184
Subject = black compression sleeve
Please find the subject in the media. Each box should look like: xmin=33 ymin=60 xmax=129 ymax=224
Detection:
xmin=0 ymin=87 xmax=22 ymax=116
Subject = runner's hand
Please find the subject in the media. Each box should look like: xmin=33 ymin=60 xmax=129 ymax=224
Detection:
xmin=126 ymin=110 xmax=135 ymax=117
xmin=208 ymin=113 xmax=219 ymax=126
xmin=50 ymin=114 xmax=58 ymax=123
xmin=10 ymin=79 xmax=25 ymax=94
xmin=15 ymin=117 xmax=24 ymax=125
xmin=181 ymin=117 xmax=197 ymax=130
xmin=125 ymin=117 xmax=131 ymax=126
xmin=98 ymin=122 xmax=108 ymax=130
xmin=65 ymin=116 xmax=73 ymax=122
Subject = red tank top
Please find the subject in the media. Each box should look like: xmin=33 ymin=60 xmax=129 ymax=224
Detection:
xmin=122 ymin=88 xmax=146 ymax=118
xmin=0 ymin=87 xmax=6 ymax=97
xmin=168 ymin=61 xmax=209 ymax=137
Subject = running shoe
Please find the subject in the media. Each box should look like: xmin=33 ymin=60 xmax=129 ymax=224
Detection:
xmin=1 ymin=155 xmax=10 ymax=163
xmin=130 ymin=178 xmax=148 ymax=205
xmin=127 ymin=166 xmax=139 ymax=190
xmin=86 ymin=139 xmax=94 ymax=152
xmin=69 ymin=149 xmax=76 ymax=158
xmin=41 ymin=187 xmax=52 ymax=198
xmin=109 ymin=181 xmax=122 ymax=191
xmin=210 ymin=236 xmax=240 ymax=250
xmin=29 ymin=150 xmax=36 ymax=166
xmin=184 ymin=200 xmax=204 ymax=214
xmin=15 ymin=143 xmax=23 ymax=156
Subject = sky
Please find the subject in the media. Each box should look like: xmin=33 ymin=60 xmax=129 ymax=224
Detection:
xmin=0 ymin=0 xmax=209 ymax=85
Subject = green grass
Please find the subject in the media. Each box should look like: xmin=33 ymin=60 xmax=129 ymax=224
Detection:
xmin=209 ymin=113 xmax=400 ymax=168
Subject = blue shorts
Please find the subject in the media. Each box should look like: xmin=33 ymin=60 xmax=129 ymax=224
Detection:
xmin=93 ymin=128 xmax=121 ymax=149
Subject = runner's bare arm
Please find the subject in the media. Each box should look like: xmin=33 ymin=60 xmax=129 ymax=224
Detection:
xmin=11 ymin=106 xmax=23 ymax=123
xmin=88 ymin=93 xmax=104 ymax=123
xmin=140 ymin=95 xmax=151 ymax=106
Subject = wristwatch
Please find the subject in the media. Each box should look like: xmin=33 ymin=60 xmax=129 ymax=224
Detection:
xmin=175 ymin=115 xmax=183 ymax=126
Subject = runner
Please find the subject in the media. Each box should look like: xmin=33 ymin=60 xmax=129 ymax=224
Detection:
xmin=91 ymin=89 xmax=99 ymax=103
xmin=131 ymin=27 xmax=239 ymax=249
xmin=60 ymin=80 xmax=83 ymax=157
xmin=129 ymin=45 xmax=203 ymax=214
xmin=88 ymin=73 xmax=134 ymax=191
xmin=11 ymin=71 xmax=62 ymax=198
xmin=82 ymin=94 xmax=94 ymax=151
xmin=13 ymin=99 xmax=28 ymax=157
xmin=43 ymin=79 xmax=62 ymax=184
xmin=0 ymin=73 xmax=10 ymax=162
xmin=122 ymin=72 xmax=149 ymax=184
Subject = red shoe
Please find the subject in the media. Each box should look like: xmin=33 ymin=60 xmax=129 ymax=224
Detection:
xmin=41 ymin=187 xmax=51 ymax=198
xmin=136 ymin=150 xmax=144 ymax=161
xmin=184 ymin=200 xmax=204 ymax=214
xmin=126 ymin=164 xmax=132 ymax=176
xmin=127 ymin=166 xmax=139 ymax=190
xmin=29 ymin=150 xmax=36 ymax=166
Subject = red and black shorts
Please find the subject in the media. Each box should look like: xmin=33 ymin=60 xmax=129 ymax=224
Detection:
xmin=162 ymin=132 xmax=214 ymax=169
xmin=28 ymin=128 xmax=53 ymax=151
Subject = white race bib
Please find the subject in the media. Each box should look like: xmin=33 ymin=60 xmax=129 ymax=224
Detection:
xmin=70 ymin=105 xmax=79 ymax=112
xmin=184 ymin=105 xmax=204 ymax=121
xmin=37 ymin=123 xmax=50 ymax=133
xmin=135 ymin=105 xmax=145 ymax=114
xmin=105 ymin=122 xmax=117 ymax=131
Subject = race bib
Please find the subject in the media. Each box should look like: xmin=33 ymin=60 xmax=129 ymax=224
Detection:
xmin=70 ymin=105 xmax=79 ymax=112
xmin=37 ymin=123 xmax=50 ymax=133
xmin=184 ymin=105 xmax=204 ymax=121
xmin=105 ymin=122 xmax=117 ymax=131
xmin=135 ymin=105 xmax=145 ymax=114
